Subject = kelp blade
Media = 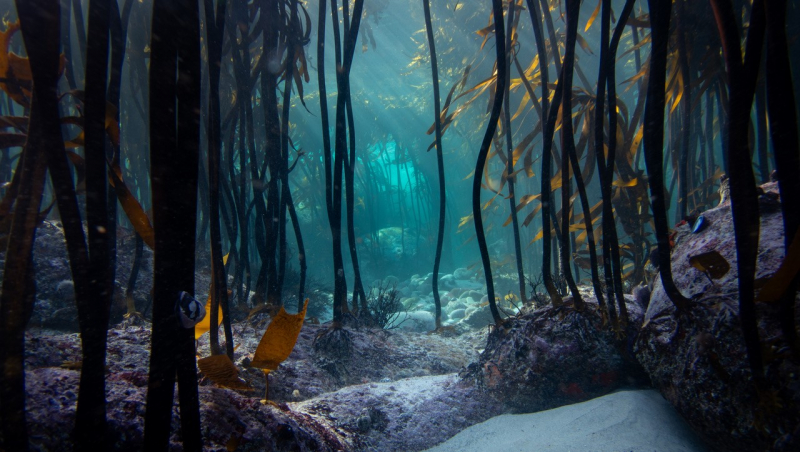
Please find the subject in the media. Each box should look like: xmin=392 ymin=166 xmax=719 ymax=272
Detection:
xmin=251 ymin=299 xmax=309 ymax=371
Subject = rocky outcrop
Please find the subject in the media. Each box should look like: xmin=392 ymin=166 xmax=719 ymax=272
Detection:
xmin=22 ymin=317 xmax=490 ymax=451
xmin=635 ymin=182 xmax=800 ymax=452
xmin=461 ymin=297 xmax=650 ymax=413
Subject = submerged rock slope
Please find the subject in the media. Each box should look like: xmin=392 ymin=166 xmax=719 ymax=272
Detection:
xmin=635 ymin=181 xmax=800 ymax=452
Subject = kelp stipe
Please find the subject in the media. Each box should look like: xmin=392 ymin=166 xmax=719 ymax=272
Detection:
xmin=472 ymin=0 xmax=506 ymax=327
xmin=422 ymin=0 xmax=446 ymax=330
xmin=709 ymin=0 xmax=765 ymax=384
xmin=0 ymin=4 xmax=56 ymax=450
xmin=643 ymin=0 xmax=690 ymax=312
xmin=142 ymin=0 xmax=202 ymax=450
xmin=763 ymin=0 xmax=800 ymax=356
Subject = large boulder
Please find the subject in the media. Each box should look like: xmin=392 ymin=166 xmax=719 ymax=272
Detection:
xmin=462 ymin=297 xmax=649 ymax=413
xmin=635 ymin=182 xmax=800 ymax=451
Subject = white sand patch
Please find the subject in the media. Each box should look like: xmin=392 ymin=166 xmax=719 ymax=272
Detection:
xmin=425 ymin=389 xmax=710 ymax=452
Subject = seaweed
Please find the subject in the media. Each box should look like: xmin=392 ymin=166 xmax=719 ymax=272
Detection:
xmin=472 ymin=0 xmax=506 ymax=326
xmin=142 ymin=0 xmax=202 ymax=450
xmin=422 ymin=0 xmax=446 ymax=330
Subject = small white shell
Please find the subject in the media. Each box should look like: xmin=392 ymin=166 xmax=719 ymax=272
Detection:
xmin=176 ymin=291 xmax=206 ymax=328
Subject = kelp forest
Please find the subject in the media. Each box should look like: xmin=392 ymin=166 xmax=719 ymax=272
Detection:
xmin=0 ymin=0 xmax=799 ymax=451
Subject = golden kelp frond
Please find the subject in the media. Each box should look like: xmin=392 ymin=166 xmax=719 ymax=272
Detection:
xmin=0 ymin=20 xmax=66 ymax=108
xmin=108 ymin=159 xmax=155 ymax=249
xmin=105 ymin=103 xmax=120 ymax=147
xmin=195 ymin=253 xmax=229 ymax=339
xmin=197 ymin=354 xmax=252 ymax=390
xmin=689 ymin=251 xmax=730 ymax=280
xmin=251 ymin=299 xmax=309 ymax=372
xmin=0 ymin=20 xmax=31 ymax=107
xmin=585 ymin=0 xmax=602 ymax=32
xmin=612 ymin=177 xmax=639 ymax=188
xmin=195 ymin=294 xmax=224 ymax=340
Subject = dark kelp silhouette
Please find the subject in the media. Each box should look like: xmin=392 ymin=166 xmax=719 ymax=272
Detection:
xmin=0 ymin=1 xmax=799 ymax=450
xmin=142 ymin=0 xmax=202 ymax=450
xmin=422 ymin=0 xmax=446 ymax=330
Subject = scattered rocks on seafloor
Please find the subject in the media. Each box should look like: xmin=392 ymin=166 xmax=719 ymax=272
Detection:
xmin=635 ymin=181 xmax=800 ymax=452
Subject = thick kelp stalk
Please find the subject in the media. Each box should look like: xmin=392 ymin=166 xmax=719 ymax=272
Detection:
xmin=318 ymin=0 xmax=333 ymax=217
xmin=204 ymin=0 xmax=232 ymax=358
xmin=763 ymin=0 xmax=800 ymax=354
xmin=281 ymin=0 xmax=308 ymax=307
xmin=592 ymin=0 xmax=613 ymax=321
xmin=604 ymin=0 xmax=635 ymax=326
xmin=106 ymin=0 xmax=135 ymax=295
xmin=557 ymin=0 xmax=583 ymax=308
xmin=422 ymin=0 xmax=446 ymax=329
xmin=259 ymin=0 xmax=282 ymax=306
xmin=502 ymin=0 xmax=526 ymax=304
xmin=0 ymin=3 xmax=60 ymax=450
xmin=326 ymin=0 xmax=364 ymax=326
xmin=588 ymin=0 xmax=613 ymax=319
xmin=709 ymin=0 xmax=766 ymax=382
xmin=643 ymin=0 xmax=690 ymax=312
xmin=596 ymin=0 xmax=635 ymax=327
xmin=676 ymin=0 xmax=691 ymax=223
xmin=75 ymin=0 xmax=114 ymax=448
xmin=343 ymin=0 xmax=367 ymax=314
xmin=473 ymin=0 xmax=506 ymax=325
xmin=143 ymin=0 xmax=202 ymax=450
xmin=525 ymin=0 xmax=562 ymax=306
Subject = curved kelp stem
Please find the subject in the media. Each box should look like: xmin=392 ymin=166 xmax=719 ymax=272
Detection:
xmin=318 ymin=0 xmax=333 ymax=217
xmin=204 ymin=0 xmax=231 ymax=359
xmin=763 ymin=0 xmax=800 ymax=355
xmin=327 ymin=0 xmax=365 ymax=327
xmin=502 ymin=0 xmax=527 ymax=304
xmin=605 ymin=0 xmax=635 ymax=328
xmin=423 ymin=0 xmax=446 ymax=330
xmin=526 ymin=0 xmax=562 ymax=306
xmin=75 ymin=0 xmax=114 ymax=448
xmin=285 ymin=188 xmax=307 ymax=305
xmin=643 ymin=0 xmax=691 ymax=312
xmin=0 ymin=3 xmax=60 ymax=450
xmin=473 ymin=0 xmax=506 ymax=326
xmin=709 ymin=0 xmax=766 ymax=383
xmin=557 ymin=0 xmax=583 ymax=309
xmin=143 ymin=0 xmax=203 ymax=450
xmin=592 ymin=0 xmax=613 ymax=324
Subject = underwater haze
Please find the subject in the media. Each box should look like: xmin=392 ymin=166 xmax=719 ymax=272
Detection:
xmin=0 ymin=0 xmax=799 ymax=451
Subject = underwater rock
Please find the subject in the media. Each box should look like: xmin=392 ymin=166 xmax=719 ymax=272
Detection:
xmin=631 ymin=283 xmax=651 ymax=310
xmin=439 ymin=274 xmax=457 ymax=289
xmin=462 ymin=297 xmax=648 ymax=414
xmin=401 ymin=297 xmax=419 ymax=310
xmin=24 ymin=367 xmax=345 ymax=451
xmin=453 ymin=267 xmax=471 ymax=280
xmin=636 ymin=181 xmax=800 ymax=452
xmin=23 ymin=315 xmax=488 ymax=451
xmin=461 ymin=304 xmax=515 ymax=329
xmin=448 ymin=309 xmax=466 ymax=321
xmin=292 ymin=374 xmax=503 ymax=451
xmin=388 ymin=310 xmax=435 ymax=332
xmin=466 ymin=290 xmax=485 ymax=301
